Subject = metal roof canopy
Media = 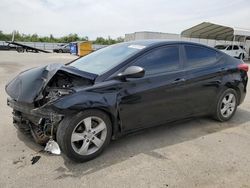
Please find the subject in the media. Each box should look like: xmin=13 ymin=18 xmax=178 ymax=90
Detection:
xmin=181 ymin=22 xmax=250 ymax=42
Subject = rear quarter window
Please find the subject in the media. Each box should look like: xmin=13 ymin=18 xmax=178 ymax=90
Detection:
xmin=184 ymin=45 xmax=218 ymax=69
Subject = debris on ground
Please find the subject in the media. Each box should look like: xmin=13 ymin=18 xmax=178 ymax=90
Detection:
xmin=31 ymin=156 xmax=41 ymax=165
xmin=44 ymin=139 xmax=61 ymax=155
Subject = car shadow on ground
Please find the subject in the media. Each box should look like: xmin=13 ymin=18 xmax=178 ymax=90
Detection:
xmin=54 ymin=108 xmax=250 ymax=179
xmin=16 ymin=108 xmax=250 ymax=179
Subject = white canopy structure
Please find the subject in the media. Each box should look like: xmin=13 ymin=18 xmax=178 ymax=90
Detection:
xmin=181 ymin=22 xmax=250 ymax=42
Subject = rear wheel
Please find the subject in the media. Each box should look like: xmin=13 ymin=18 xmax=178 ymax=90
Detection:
xmin=213 ymin=88 xmax=238 ymax=122
xmin=56 ymin=110 xmax=112 ymax=162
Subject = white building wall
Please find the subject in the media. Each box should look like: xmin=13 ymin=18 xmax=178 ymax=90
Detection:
xmin=125 ymin=32 xmax=179 ymax=42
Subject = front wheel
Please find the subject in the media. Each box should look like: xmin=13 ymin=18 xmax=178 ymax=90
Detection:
xmin=213 ymin=88 xmax=238 ymax=122
xmin=56 ymin=110 xmax=112 ymax=162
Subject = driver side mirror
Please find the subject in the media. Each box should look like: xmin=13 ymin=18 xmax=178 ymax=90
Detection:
xmin=117 ymin=66 xmax=145 ymax=80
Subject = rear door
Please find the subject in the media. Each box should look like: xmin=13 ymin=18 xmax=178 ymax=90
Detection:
xmin=182 ymin=44 xmax=224 ymax=115
xmin=118 ymin=45 xmax=189 ymax=131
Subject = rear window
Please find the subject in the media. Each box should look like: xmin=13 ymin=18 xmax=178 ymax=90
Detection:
xmin=184 ymin=45 xmax=217 ymax=68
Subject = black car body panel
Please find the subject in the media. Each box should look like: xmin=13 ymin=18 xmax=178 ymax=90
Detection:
xmin=5 ymin=40 xmax=248 ymax=142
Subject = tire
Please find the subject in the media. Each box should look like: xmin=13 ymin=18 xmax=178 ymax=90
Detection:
xmin=213 ymin=88 xmax=238 ymax=122
xmin=239 ymin=53 xmax=245 ymax=60
xmin=58 ymin=49 xmax=63 ymax=53
xmin=56 ymin=110 xmax=112 ymax=162
xmin=17 ymin=47 xmax=24 ymax=53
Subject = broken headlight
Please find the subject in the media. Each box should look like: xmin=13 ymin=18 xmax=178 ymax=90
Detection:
xmin=44 ymin=88 xmax=75 ymax=103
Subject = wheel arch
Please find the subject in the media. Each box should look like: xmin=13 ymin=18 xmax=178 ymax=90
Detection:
xmin=52 ymin=91 xmax=122 ymax=139
xmin=56 ymin=107 xmax=114 ymax=162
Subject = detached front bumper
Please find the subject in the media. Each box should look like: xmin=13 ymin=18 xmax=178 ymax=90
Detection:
xmin=7 ymin=98 xmax=63 ymax=144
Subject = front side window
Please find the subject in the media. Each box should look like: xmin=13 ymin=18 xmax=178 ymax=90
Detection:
xmin=184 ymin=45 xmax=217 ymax=68
xmin=134 ymin=46 xmax=180 ymax=76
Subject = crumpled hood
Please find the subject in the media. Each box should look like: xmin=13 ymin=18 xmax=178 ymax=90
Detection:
xmin=5 ymin=63 xmax=97 ymax=103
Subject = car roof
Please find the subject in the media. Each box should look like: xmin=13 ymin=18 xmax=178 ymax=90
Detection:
xmin=123 ymin=40 xmax=215 ymax=49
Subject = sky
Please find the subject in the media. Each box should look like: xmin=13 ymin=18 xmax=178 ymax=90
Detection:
xmin=0 ymin=0 xmax=250 ymax=40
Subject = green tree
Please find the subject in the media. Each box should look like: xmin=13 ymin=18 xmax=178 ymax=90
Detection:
xmin=0 ymin=31 xmax=124 ymax=44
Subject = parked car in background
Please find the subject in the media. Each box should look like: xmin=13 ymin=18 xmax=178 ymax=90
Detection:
xmin=53 ymin=44 xmax=70 ymax=53
xmin=6 ymin=41 xmax=248 ymax=162
xmin=215 ymin=44 xmax=248 ymax=60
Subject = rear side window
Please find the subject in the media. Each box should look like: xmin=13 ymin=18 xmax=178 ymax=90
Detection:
xmin=134 ymin=46 xmax=180 ymax=75
xmin=184 ymin=45 xmax=217 ymax=68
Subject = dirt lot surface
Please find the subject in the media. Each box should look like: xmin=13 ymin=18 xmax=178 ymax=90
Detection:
xmin=0 ymin=51 xmax=250 ymax=188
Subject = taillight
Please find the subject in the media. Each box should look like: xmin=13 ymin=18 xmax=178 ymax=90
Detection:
xmin=238 ymin=63 xmax=249 ymax=72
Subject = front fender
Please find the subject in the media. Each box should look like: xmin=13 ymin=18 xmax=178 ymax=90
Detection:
xmin=52 ymin=91 xmax=121 ymax=138
xmin=53 ymin=91 xmax=117 ymax=111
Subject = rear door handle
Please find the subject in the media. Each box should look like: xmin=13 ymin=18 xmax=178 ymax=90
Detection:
xmin=172 ymin=78 xmax=186 ymax=83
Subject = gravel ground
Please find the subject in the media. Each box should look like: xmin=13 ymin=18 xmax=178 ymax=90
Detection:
xmin=0 ymin=51 xmax=250 ymax=188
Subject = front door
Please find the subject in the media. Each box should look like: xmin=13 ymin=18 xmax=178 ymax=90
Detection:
xmin=117 ymin=45 xmax=189 ymax=131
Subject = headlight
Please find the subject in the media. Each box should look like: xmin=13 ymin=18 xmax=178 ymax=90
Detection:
xmin=45 ymin=88 xmax=75 ymax=103
xmin=56 ymin=88 xmax=74 ymax=97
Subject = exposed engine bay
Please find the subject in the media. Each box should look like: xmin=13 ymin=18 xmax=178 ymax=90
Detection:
xmin=37 ymin=70 xmax=93 ymax=107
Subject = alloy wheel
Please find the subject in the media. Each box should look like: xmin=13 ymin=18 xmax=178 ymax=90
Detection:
xmin=71 ymin=116 xmax=107 ymax=156
xmin=220 ymin=93 xmax=236 ymax=118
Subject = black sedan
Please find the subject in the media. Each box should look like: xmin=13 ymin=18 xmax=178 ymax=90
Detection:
xmin=5 ymin=40 xmax=248 ymax=162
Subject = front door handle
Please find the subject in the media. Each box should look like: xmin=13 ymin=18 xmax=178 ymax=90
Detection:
xmin=172 ymin=78 xmax=186 ymax=83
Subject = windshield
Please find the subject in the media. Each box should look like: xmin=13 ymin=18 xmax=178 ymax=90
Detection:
xmin=215 ymin=45 xmax=227 ymax=50
xmin=69 ymin=43 xmax=145 ymax=75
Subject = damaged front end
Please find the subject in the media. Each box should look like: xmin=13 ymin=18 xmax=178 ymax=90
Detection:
xmin=8 ymin=99 xmax=63 ymax=144
xmin=6 ymin=63 xmax=96 ymax=146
